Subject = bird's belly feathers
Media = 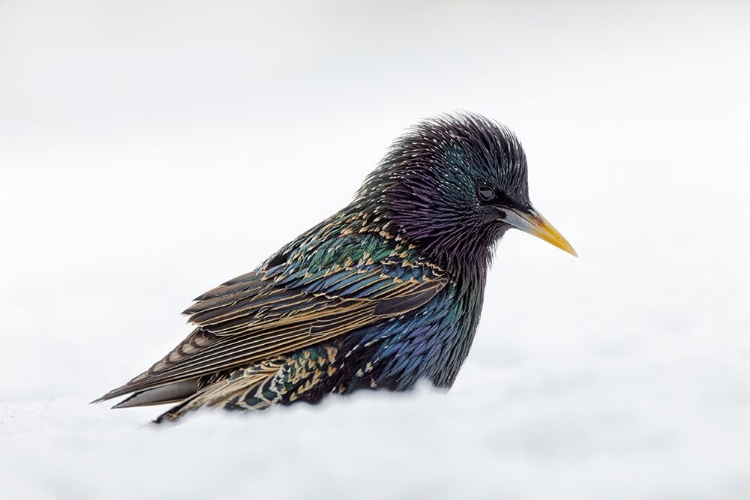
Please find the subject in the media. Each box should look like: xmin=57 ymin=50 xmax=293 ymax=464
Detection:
xmin=332 ymin=284 xmax=484 ymax=392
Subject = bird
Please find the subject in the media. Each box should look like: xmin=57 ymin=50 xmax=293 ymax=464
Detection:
xmin=94 ymin=112 xmax=576 ymax=423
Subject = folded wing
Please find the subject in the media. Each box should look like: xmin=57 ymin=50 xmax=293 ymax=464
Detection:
xmin=96 ymin=232 xmax=446 ymax=404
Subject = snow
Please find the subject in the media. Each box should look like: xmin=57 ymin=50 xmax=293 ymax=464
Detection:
xmin=1 ymin=1 xmax=749 ymax=499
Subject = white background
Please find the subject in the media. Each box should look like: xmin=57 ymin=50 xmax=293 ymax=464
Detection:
xmin=1 ymin=1 xmax=749 ymax=498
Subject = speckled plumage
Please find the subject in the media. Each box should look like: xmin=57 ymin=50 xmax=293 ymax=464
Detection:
xmin=96 ymin=112 xmax=575 ymax=423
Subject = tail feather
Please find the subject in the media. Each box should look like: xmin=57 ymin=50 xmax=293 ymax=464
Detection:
xmin=112 ymin=380 xmax=199 ymax=409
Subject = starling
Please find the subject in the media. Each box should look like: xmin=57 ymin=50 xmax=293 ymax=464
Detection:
xmin=95 ymin=112 xmax=576 ymax=423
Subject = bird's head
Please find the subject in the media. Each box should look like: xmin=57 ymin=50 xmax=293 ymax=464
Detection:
xmin=357 ymin=112 xmax=576 ymax=274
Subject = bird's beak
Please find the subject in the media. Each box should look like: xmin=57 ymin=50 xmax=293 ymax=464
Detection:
xmin=501 ymin=207 xmax=577 ymax=257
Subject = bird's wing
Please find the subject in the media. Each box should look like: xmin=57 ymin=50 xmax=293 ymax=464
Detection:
xmin=96 ymin=232 xmax=447 ymax=402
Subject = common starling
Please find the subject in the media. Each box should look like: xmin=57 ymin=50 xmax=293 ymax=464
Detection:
xmin=95 ymin=112 xmax=576 ymax=423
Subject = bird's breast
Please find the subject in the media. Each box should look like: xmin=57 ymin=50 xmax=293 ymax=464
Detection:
xmin=335 ymin=278 xmax=486 ymax=392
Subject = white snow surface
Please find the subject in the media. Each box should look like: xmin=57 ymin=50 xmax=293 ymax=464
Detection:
xmin=1 ymin=1 xmax=749 ymax=499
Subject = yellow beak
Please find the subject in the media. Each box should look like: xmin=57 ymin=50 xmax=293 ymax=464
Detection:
xmin=502 ymin=207 xmax=577 ymax=257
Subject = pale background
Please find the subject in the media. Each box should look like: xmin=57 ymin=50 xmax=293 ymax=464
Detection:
xmin=1 ymin=1 xmax=749 ymax=499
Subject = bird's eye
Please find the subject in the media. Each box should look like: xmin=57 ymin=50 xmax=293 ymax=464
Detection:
xmin=478 ymin=184 xmax=496 ymax=202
